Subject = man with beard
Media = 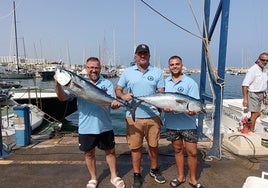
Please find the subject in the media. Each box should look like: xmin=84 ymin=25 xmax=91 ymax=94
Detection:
xmin=54 ymin=57 xmax=125 ymax=188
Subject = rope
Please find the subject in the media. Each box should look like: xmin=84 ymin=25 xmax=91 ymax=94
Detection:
xmin=0 ymin=0 xmax=23 ymax=21
xmin=228 ymin=134 xmax=259 ymax=163
xmin=140 ymin=0 xmax=223 ymax=87
xmin=140 ymin=0 xmax=204 ymax=40
xmin=139 ymin=1 xmax=226 ymax=152
xmin=187 ymin=0 xmax=203 ymax=36
xmin=187 ymin=0 xmax=225 ymax=159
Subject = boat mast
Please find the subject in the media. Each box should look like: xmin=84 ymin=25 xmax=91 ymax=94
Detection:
xmin=113 ymin=30 xmax=116 ymax=67
xmin=133 ymin=0 xmax=136 ymax=52
xmin=13 ymin=1 xmax=19 ymax=74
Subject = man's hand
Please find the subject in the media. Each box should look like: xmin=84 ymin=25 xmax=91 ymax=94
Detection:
xmin=186 ymin=110 xmax=196 ymax=116
xmin=121 ymin=93 xmax=133 ymax=102
xmin=263 ymin=98 xmax=268 ymax=105
xmin=163 ymin=107 xmax=172 ymax=112
xmin=243 ymin=99 xmax=248 ymax=107
xmin=111 ymin=100 xmax=120 ymax=109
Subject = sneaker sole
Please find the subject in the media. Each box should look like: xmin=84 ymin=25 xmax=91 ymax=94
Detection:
xmin=149 ymin=173 xmax=166 ymax=184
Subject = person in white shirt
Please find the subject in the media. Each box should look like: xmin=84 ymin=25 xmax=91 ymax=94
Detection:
xmin=242 ymin=52 xmax=268 ymax=132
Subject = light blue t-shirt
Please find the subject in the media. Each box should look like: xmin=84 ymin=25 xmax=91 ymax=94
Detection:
xmin=117 ymin=64 xmax=165 ymax=118
xmin=66 ymin=75 xmax=114 ymax=134
xmin=164 ymin=75 xmax=199 ymax=130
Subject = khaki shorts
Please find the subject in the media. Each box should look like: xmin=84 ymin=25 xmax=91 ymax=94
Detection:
xmin=126 ymin=116 xmax=161 ymax=150
xmin=248 ymin=92 xmax=264 ymax=112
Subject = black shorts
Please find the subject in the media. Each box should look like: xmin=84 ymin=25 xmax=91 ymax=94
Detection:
xmin=78 ymin=130 xmax=115 ymax=152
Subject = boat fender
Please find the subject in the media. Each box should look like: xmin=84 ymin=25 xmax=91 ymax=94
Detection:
xmin=239 ymin=116 xmax=251 ymax=134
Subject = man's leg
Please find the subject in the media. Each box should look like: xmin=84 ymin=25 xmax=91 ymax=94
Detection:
xmin=250 ymin=111 xmax=261 ymax=131
xmin=172 ymin=139 xmax=186 ymax=182
xmin=85 ymin=149 xmax=97 ymax=180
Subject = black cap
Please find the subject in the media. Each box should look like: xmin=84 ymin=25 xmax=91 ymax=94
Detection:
xmin=135 ymin=44 xmax=150 ymax=54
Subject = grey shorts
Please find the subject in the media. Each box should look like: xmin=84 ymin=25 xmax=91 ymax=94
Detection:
xmin=248 ymin=92 xmax=264 ymax=112
xmin=166 ymin=129 xmax=198 ymax=143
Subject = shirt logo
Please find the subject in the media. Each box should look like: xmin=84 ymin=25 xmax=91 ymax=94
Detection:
xmin=177 ymin=87 xmax=184 ymax=92
xmin=101 ymin=86 xmax=107 ymax=92
xmin=147 ymin=76 xmax=154 ymax=81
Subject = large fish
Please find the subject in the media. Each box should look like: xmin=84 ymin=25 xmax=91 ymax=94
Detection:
xmin=54 ymin=68 xmax=136 ymax=118
xmin=135 ymin=92 xmax=209 ymax=114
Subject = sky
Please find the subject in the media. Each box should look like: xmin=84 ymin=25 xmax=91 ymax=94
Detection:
xmin=0 ymin=0 xmax=267 ymax=69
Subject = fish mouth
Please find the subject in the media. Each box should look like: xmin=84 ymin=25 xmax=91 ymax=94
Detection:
xmin=205 ymin=104 xmax=215 ymax=113
xmin=55 ymin=70 xmax=72 ymax=86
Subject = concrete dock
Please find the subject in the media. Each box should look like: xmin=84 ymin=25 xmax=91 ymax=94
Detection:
xmin=0 ymin=134 xmax=267 ymax=188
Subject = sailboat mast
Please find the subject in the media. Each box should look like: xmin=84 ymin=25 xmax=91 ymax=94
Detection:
xmin=133 ymin=0 xmax=136 ymax=53
xmin=13 ymin=1 xmax=19 ymax=73
xmin=113 ymin=30 xmax=116 ymax=66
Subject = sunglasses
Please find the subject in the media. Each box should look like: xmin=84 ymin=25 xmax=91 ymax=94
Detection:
xmin=260 ymin=58 xmax=268 ymax=63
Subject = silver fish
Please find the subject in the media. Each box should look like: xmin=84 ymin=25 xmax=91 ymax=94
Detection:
xmin=54 ymin=68 xmax=135 ymax=115
xmin=135 ymin=92 xmax=207 ymax=114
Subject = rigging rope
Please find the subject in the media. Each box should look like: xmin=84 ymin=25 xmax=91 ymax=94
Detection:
xmin=0 ymin=0 xmax=23 ymax=21
xmin=140 ymin=0 xmax=223 ymax=85
xmin=139 ymin=1 xmax=226 ymax=132
xmin=187 ymin=0 xmax=203 ymax=36
xmin=140 ymin=0 xmax=204 ymax=40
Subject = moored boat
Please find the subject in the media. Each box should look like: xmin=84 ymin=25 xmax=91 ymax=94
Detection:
xmin=0 ymin=2 xmax=35 ymax=80
xmin=1 ymin=104 xmax=45 ymax=137
xmin=38 ymin=67 xmax=55 ymax=81
xmin=0 ymin=81 xmax=22 ymax=89
xmin=38 ymin=62 xmax=62 ymax=81
xmin=203 ymin=98 xmax=268 ymax=156
xmin=0 ymin=70 xmax=35 ymax=79
xmin=10 ymin=87 xmax=77 ymax=121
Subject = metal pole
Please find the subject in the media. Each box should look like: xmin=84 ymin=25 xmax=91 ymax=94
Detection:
xmin=0 ymin=106 xmax=3 ymax=158
xmin=133 ymin=0 xmax=136 ymax=52
xmin=13 ymin=1 xmax=19 ymax=74
xmin=199 ymin=0 xmax=230 ymax=159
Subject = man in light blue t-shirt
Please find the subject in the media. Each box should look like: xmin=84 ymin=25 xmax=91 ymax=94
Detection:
xmin=116 ymin=44 xmax=165 ymax=188
xmin=163 ymin=55 xmax=204 ymax=188
xmin=55 ymin=57 xmax=125 ymax=188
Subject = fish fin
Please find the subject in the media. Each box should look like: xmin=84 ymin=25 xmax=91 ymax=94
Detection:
xmin=186 ymin=103 xmax=189 ymax=111
xmin=175 ymin=99 xmax=187 ymax=105
xmin=72 ymin=81 xmax=84 ymax=89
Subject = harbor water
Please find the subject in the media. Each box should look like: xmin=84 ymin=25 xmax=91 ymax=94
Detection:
xmin=5 ymin=73 xmax=245 ymax=135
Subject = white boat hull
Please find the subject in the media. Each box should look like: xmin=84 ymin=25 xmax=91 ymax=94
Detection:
xmin=1 ymin=104 xmax=44 ymax=137
xmin=203 ymin=99 xmax=268 ymax=156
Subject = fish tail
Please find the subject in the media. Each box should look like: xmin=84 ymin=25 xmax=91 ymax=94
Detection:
xmin=201 ymin=109 xmax=207 ymax=113
xmin=128 ymin=99 xmax=143 ymax=121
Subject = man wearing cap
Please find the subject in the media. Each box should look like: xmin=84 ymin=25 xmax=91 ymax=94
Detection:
xmin=242 ymin=52 xmax=268 ymax=132
xmin=116 ymin=44 xmax=166 ymax=187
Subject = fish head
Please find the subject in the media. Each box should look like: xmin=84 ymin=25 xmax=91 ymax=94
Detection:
xmin=54 ymin=68 xmax=72 ymax=86
xmin=187 ymin=100 xmax=207 ymax=113
xmin=204 ymin=103 xmax=215 ymax=113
